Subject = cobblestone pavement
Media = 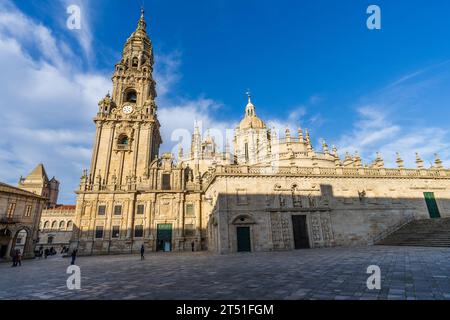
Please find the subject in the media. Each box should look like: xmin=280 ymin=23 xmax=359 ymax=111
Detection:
xmin=1 ymin=246 xmax=450 ymax=300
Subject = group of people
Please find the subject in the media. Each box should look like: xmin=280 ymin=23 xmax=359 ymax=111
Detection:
xmin=12 ymin=242 xmax=195 ymax=266
xmin=35 ymin=245 xmax=71 ymax=259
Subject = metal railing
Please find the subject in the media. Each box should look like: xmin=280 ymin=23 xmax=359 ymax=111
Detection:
xmin=370 ymin=214 xmax=416 ymax=245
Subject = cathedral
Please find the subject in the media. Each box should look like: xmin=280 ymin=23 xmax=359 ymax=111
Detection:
xmin=69 ymin=9 xmax=450 ymax=255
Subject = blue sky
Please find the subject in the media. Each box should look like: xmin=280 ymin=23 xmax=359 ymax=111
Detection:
xmin=1 ymin=0 xmax=450 ymax=203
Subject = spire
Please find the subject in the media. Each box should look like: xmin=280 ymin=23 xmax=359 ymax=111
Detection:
xmin=322 ymin=139 xmax=329 ymax=154
xmin=415 ymin=152 xmax=424 ymax=169
xmin=332 ymin=145 xmax=338 ymax=157
xmin=26 ymin=163 xmax=49 ymax=181
xmin=285 ymin=127 xmax=291 ymax=142
xmin=245 ymin=90 xmax=255 ymax=117
xmin=137 ymin=7 xmax=147 ymax=31
xmin=246 ymin=89 xmax=252 ymax=104
xmin=374 ymin=152 xmax=384 ymax=168
xmin=239 ymin=91 xmax=266 ymax=129
xmin=434 ymin=153 xmax=443 ymax=169
xmin=353 ymin=151 xmax=362 ymax=168
xmin=298 ymin=127 xmax=304 ymax=143
xmin=396 ymin=152 xmax=404 ymax=169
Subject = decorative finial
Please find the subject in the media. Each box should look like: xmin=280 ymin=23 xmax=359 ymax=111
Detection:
xmin=322 ymin=140 xmax=329 ymax=154
xmin=298 ymin=127 xmax=304 ymax=142
xmin=246 ymin=89 xmax=252 ymax=104
xmin=434 ymin=153 xmax=443 ymax=169
xmin=415 ymin=152 xmax=424 ymax=169
xmin=396 ymin=152 xmax=404 ymax=169
xmin=137 ymin=6 xmax=147 ymax=31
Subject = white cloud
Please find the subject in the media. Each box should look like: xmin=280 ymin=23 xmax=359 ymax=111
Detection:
xmin=0 ymin=1 xmax=109 ymax=203
xmin=337 ymin=86 xmax=450 ymax=169
xmin=0 ymin=0 xmax=232 ymax=203
xmin=61 ymin=0 xmax=94 ymax=62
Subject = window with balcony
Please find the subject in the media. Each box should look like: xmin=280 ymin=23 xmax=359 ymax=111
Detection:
xmin=117 ymin=135 xmax=130 ymax=150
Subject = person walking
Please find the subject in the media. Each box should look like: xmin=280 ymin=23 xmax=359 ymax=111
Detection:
xmin=71 ymin=249 xmax=78 ymax=265
xmin=16 ymin=250 xmax=22 ymax=267
xmin=140 ymin=244 xmax=145 ymax=260
xmin=11 ymin=250 xmax=18 ymax=267
xmin=191 ymin=241 xmax=195 ymax=252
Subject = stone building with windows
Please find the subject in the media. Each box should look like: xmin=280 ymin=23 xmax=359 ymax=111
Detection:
xmin=17 ymin=163 xmax=76 ymax=253
xmin=69 ymin=9 xmax=450 ymax=256
xmin=0 ymin=182 xmax=46 ymax=261
xmin=37 ymin=205 xmax=76 ymax=252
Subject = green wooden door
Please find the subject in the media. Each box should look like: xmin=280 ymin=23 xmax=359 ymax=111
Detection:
xmin=424 ymin=192 xmax=441 ymax=219
xmin=237 ymin=227 xmax=251 ymax=252
xmin=157 ymin=224 xmax=173 ymax=251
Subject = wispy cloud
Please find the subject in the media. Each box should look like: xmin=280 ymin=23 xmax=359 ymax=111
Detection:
xmin=60 ymin=0 xmax=94 ymax=63
xmin=0 ymin=0 xmax=109 ymax=203
xmin=337 ymin=62 xmax=450 ymax=168
xmin=0 ymin=0 xmax=231 ymax=202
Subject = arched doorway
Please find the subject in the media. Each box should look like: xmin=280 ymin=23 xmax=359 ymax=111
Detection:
xmin=0 ymin=229 xmax=12 ymax=259
xmin=10 ymin=228 xmax=32 ymax=258
xmin=14 ymin=230 xmax=28 ymax=254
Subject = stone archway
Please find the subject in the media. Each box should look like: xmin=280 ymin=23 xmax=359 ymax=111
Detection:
xmin=10 ymin=227 xmax=33 ymax=259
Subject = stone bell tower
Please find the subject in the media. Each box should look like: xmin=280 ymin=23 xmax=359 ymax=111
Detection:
xmin=88 ymin=8 xmax=162 ymax=188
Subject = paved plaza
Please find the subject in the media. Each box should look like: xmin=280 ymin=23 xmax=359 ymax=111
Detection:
xmin=1 ymin=246 xmax=450 ymax=300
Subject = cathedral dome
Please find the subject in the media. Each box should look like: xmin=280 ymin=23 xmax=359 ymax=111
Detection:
xmin=238 ymin=98 xmax=266 ymax=130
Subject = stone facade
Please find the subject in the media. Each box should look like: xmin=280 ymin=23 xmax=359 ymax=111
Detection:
xmin=70 ymin=9 xmax=450 ymax=256
xmin=0 ymin=182 xmax=46 ymax=261
xmin=37 ymin=205 xmax=76 ymax=252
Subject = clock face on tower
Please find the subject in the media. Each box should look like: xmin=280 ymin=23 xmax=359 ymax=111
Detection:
xmin=122 ymin=105 xmax=134 ymax=114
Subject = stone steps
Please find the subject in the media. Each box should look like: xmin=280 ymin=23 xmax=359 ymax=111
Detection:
xmin=377 ymin=218 xmax=450 ymax=248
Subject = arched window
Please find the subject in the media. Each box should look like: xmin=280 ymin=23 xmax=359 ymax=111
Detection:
xmin=43 ymin=221 xmax=49 ymax=229
xmin=125 ymin=90 xmax=137 ymax=103
xmin=132 ymin=57 xmax=139 ymax=68
xmin=51 ymin=221 xmax=57 ymax=229
xmin=67 ymin=221 xmax=73 ymax=230
xmin=59 ymin=221 xmax=65 ymax=230
xmin=118 ymin=135 xmax=129 ymax=146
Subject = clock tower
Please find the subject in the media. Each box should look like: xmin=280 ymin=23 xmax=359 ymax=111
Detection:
xmin=89 ymin=8 xmax=162 ymax=187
